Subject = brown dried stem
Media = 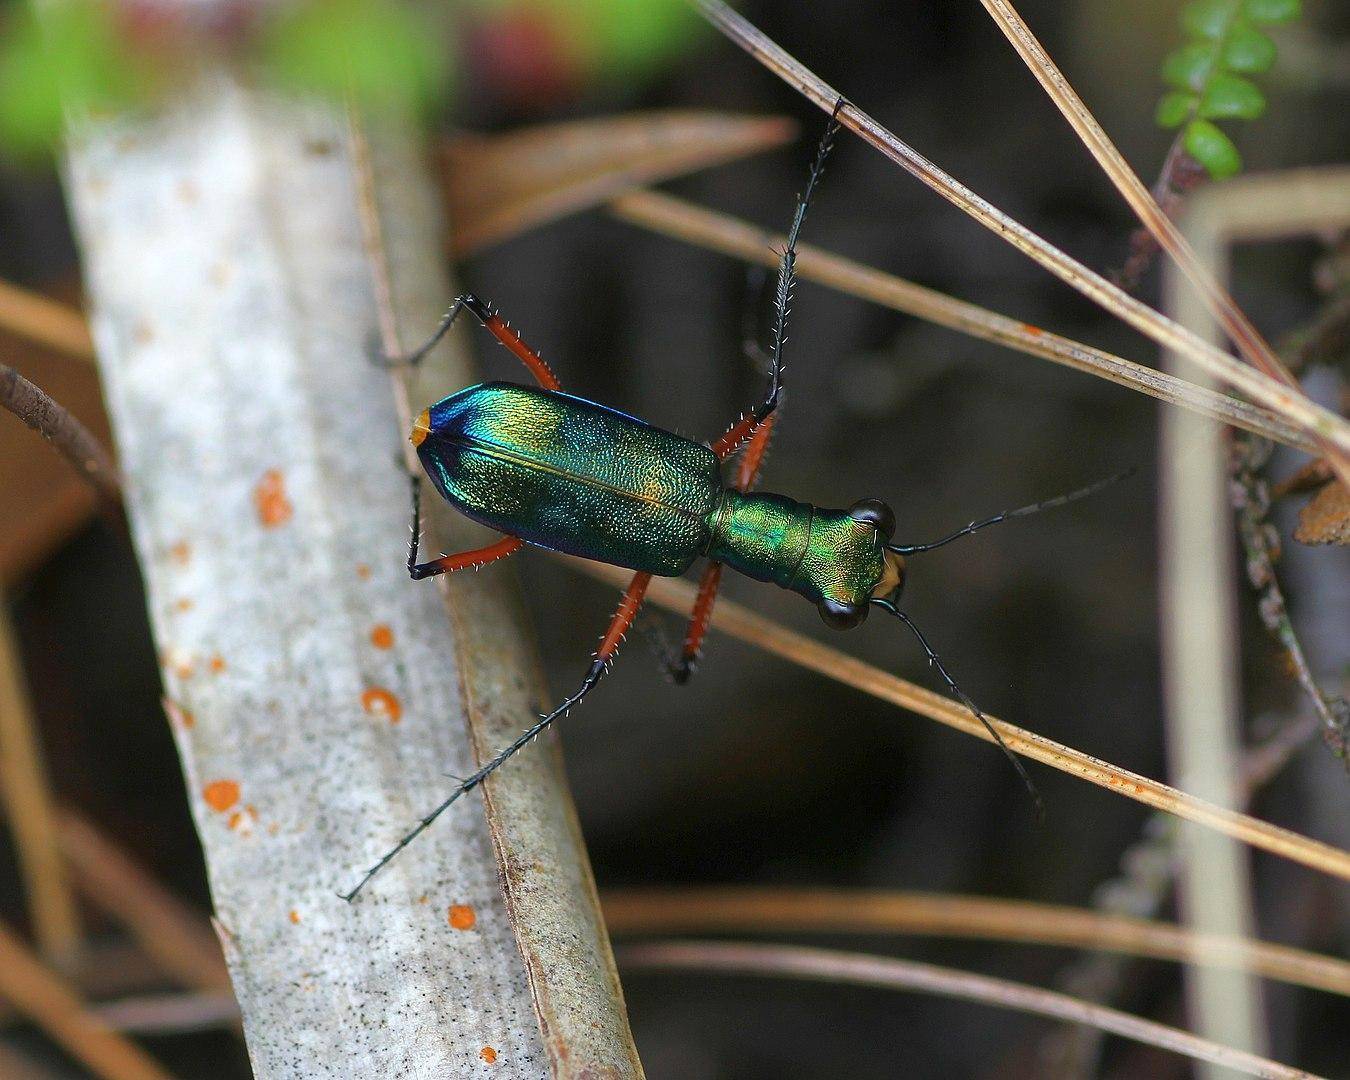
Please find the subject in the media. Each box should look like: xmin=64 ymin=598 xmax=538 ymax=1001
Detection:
xmin=0 ymin=279 xmax=95 ymax=362
xmin=0 ymin=610 xmax=82 ymax=966
xmin=610 ymin=189 xmax=1315 ymax=454
xmin=689 ymin=0 xmax=1350 ymax=465
xmin=563 ymin=556 xmax=1350 ymax=883
xmin=0 ymin=921 xmax=172 ymax=1080
xmin=57 ymin=810 xmax=232 ymax=995
xmin=0 ymin=362 xmax=121 ymax=504
xmin=601 ymin=887 xmax=1350 ymax=997
xmin=619 ymin=940 xmax=1322 ymax=1079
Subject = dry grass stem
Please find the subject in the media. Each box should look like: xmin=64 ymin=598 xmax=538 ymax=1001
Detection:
xmin=94 ymin=991 xmax=240 ymax=1037
xmin=601 ymin=887 xmax=1350 ymax=997
xmin=689 ymin=0 xmax=1350 ymax=462
xmin=0 ymin=609 xmax=82 ymax=965
xmin=619 ymin=940 xmax=1322 ymax=1079
xmin=57 ymin=810 xmax=232 ymax=995
xmin=0 ymin=279 xmax=95 ymax=361
xmin=0 ymin=921 xmax=172 ymax=1080
xmin=443 ymin=112 xmax=795 ymax=255
xmin=610 ymin=189 xmax=1315 ymax=453
xmin=978 ymin=0 xmax=1350 ymax=490
xmin=563 ymin=556 xmax=1350 ymax=883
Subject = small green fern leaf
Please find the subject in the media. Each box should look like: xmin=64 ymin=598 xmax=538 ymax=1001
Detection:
xmin=1154 ymin=0 xmax=1300 ymax=179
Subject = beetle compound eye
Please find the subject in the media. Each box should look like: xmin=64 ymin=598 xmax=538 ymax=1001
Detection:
xmin=849 ymin=499 xmax=895 ymax=540
xmin=818 ymin=598 xmax=868 ymax=630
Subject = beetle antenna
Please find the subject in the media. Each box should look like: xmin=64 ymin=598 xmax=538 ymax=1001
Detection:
xmin=888 ymin=467 xmax=1136 ymax=556
xmin=871 ymin=597 xmax=1044 ymax=821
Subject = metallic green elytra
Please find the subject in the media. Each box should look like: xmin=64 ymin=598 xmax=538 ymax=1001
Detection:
xmin=415 ymin=382 xmax=899 ymax=613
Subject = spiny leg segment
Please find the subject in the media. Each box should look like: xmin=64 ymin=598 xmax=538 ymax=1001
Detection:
xmin=404 ymin=474 xmax=523 ymax=580
xmin=393 ymin=292 xmax=562 ymax=391
xmin=342 ymin=570 xmax=653 ymax=901
xmin=711 ymin=99 xmax=843 ymax=460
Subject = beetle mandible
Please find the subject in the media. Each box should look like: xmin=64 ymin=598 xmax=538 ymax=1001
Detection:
xmin=342 ymin=103 xmax=1127 ymax=901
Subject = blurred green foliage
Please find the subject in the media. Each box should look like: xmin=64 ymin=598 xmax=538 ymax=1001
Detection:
xmin=261 ymin=0 xmax=448 ymax=115
xmin=0 ymin=1 xmax=149 ymax=158
xmin=0 ymin=0 xmax=696 ymax=160
xmin=1155 ymin=0 xmax=1301 ymax=179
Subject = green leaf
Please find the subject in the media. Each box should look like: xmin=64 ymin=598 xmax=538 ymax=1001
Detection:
xmin=1162 ymin=43 xmax=1216 ymax=92
xmin=1156 ymin=91 xmax=1198 ymax=128
xmin=261 ymin=0 xmax=448 ymax=114
xmin=1184 ymin=118 xmax=1242 ymax=178
xmin=1199 ymin=72 xmax=1266 ymax=118
xmin=1221 ymin=25 xmax=1277 ymax=72
xmin=1242 ymin=0 xmax=1300 ymax=24
xmin=1182 ymin=0 xmax=1240 ymax=39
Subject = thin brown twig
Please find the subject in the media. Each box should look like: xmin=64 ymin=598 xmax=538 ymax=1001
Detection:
xmin=1231 ymin=438 xmax=1349 ymax=763
xmin=0 ymin=363 xmax=121 ymax=504
xmin=600 ymin=887 xmax=1350 ymax=997
xmin=609 ymin=189 xmax=1316 ymax=454
xmin=561 ymin=555 xmax=1350 ymax=883
xmin=688 ymin=0 xmax=1350 ymax=464
xmin=1115 ymin=133 xmax=1205 ymax=291
xmin=618 ymin=940 xmax=1322 ymax=1079
xmin=0 ymin=921 xmax=173 ymax=1080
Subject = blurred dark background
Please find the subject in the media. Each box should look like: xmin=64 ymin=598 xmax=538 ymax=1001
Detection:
xmin=2 ymin=1 xmax=1347 ymax=1076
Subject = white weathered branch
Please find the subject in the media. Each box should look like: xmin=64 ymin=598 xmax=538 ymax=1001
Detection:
xmin=62 ymin=73 xmax=640 ymax=1078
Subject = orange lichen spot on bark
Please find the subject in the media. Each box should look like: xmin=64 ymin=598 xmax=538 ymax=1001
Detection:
xmin=448 ymin=904 xmax=476 ymax=930
xmin=228 ymin=804 xmax=260 ymax=833
xmin=479 ymin=1046 xmax=498 ymax=1065
xmin=203 ymin=779 xmax=240 ymax=813
xmin=209 ymin=655 xmax=226 ymax=674
xmin=289 ymin=909 xmax=301 ymax=925
xmin=169 ymin=540 xmax=191 ymax=565
xmin=361 ymin=687 xmax=402 ymax=724
xmin=370 ymin=624 xmax=395 ymax=650
xmin=1020 ymin=323 xmax=1044 ymax=337
xmin=254 ymin=469 xmax=294 ymax=528
xmin=173 ymin=597 xmax=194 ymax=613
xmin=355 ymin=563 xmax=372 ymax=580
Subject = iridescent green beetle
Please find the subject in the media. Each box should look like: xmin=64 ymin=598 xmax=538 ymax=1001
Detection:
xmin=343 ymin=108 xmax=1126 ymax=900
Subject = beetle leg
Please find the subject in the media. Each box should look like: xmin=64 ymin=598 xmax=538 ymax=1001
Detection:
xmin=389 ymin=293 xmax=562 ymax=392
xmin=665 ymin=561 xmax=723 ymax=684
xmin=341 ymin=571 xmax=652 ymax=902
xmin=668 ymin=417 xmax=777 ymax=682
xmin=404 ymin=471 xmax=523 ymax=579
xmin=711 ymin=105 xmax=840 ymax=460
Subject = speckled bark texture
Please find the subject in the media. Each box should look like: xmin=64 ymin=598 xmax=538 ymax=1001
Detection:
xmin=60 ymin=73 xmax=641 ymax=1079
